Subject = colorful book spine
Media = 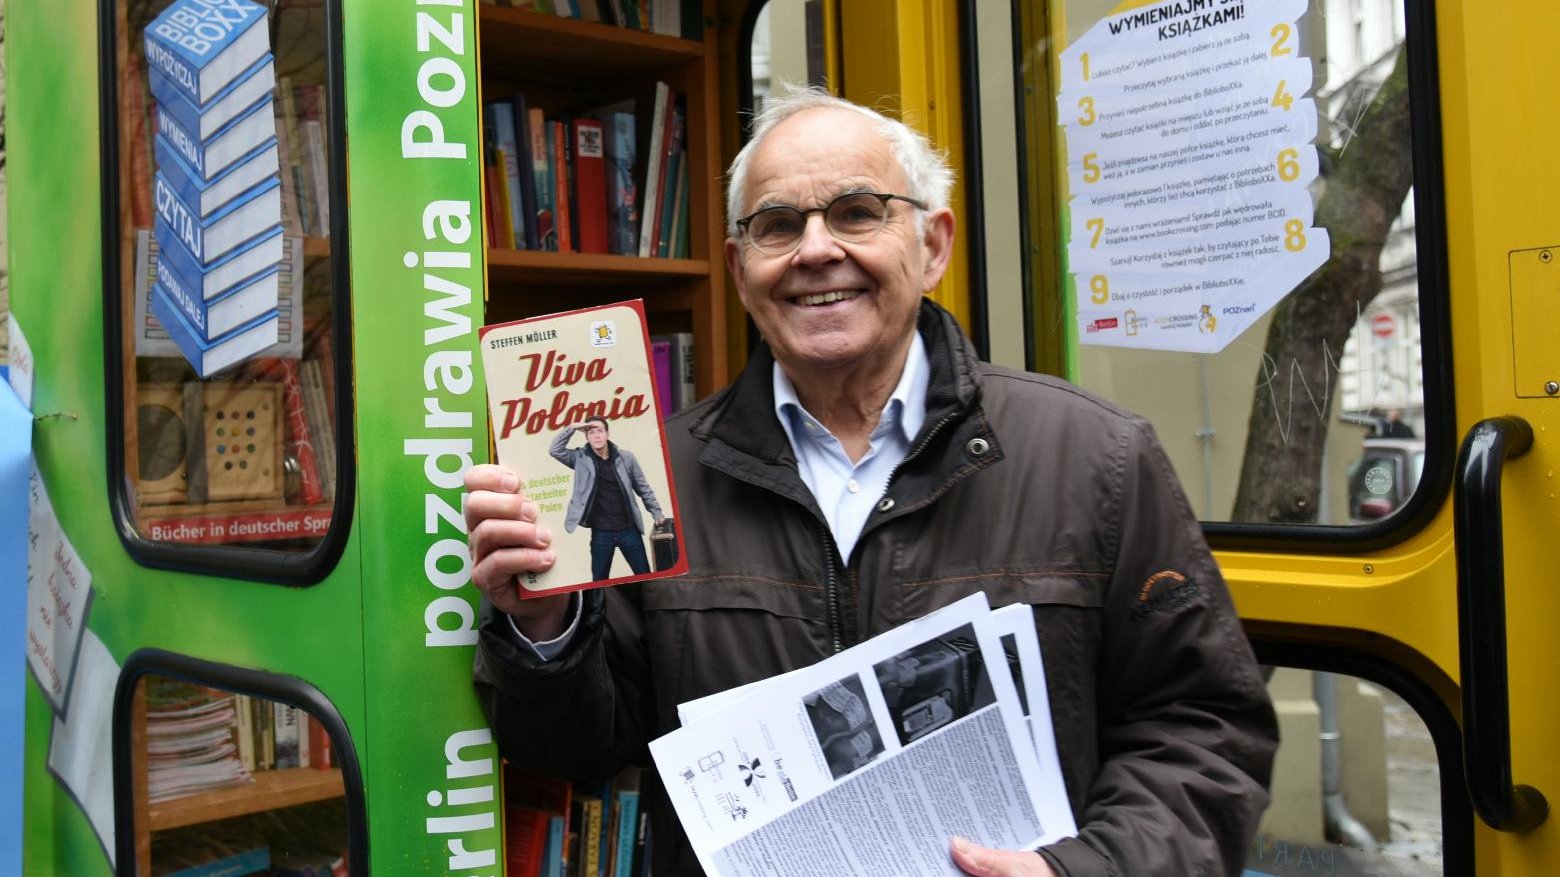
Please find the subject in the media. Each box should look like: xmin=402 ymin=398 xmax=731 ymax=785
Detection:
xmin=489 ymin=101 xmax=528 ymax=248
xmin=530 ymin=107 xmax=556 ymax=251
xmin=651 ymin=339 xmax=673 ymax=417
xmin=599 ymin=110 xmax=637 ymax=256
xmin=610 ymin=790 xmax=640 ymax=877
xmin=551 ymin=120 xmax=574 ymax=252
xmin=572 ymin=118 xmax=609 ymax=254
xmin=279 ymin=359 xmax=325 ymax=505
xmin=511 ymin=93 xmax=540 ymax=250
xmin=637 ymin=82 xmax=671 ymax=256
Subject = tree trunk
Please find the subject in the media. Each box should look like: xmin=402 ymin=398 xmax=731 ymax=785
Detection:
xmin=1230 ymin=52 xmax=1416 ymax=524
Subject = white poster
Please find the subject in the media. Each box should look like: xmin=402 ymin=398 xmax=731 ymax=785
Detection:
xmin=26 ymin=463 xmax=95 ymax=718
xmin=46 ymin=628 xmax=120 ymax=866
xmin=1058 ymin=0 xmax=1329 ymax=353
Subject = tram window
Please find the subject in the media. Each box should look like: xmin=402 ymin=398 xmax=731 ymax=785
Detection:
xmin=747 ymin=0 xmax=827 ymax=115
xmin=1252 ymin=668 xmax=1446 ymax=876
xmin=122 ymin=672 xmax=356 ymax=876
xmin=1020 ymin=0 xmax=1435 ymax=528
xmin=104 ymin=0 xmax=348 ymax=567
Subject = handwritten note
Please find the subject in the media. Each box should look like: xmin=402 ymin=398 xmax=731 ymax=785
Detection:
xmin=26 ymin=463 xmax=94 ymax=718
xmin=6 ymin=313 xmax=34 ymax=410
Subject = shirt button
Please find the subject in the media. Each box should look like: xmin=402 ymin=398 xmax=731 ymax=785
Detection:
xmin=847 ymin=479 xmax=861 ymax=494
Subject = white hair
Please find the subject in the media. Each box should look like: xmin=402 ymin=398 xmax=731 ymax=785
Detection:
xmin=725 ymin=87 xmax=955 ymax=238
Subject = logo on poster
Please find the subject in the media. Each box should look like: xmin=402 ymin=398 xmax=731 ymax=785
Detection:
xmin=590 ymin=320 xmax=618 ymax=347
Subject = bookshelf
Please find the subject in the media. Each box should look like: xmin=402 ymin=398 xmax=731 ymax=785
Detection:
xmin=477 ymin=2 xmax=730 ymax=397
xmin=129 ymin=683 xmax=347 ymax=876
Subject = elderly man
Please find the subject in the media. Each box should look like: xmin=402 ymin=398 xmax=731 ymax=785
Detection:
xmin=467 ymin=89 xmax=1277 ymax=876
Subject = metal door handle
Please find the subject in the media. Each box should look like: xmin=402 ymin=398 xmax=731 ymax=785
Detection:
xmin=1455 ymin=416 xmax=1548 ymax=832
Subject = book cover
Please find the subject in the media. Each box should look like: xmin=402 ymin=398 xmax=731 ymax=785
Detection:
xmin=271 ymin=702 xmax=299 ymax=769
xmin=479 ymin=301 xmax=687 ymax=597
xmin=155 ymin=133 xmax=280 ymax=220
xmin=576 ymin=794 xmax=604 ymax=877
xmin=610 ymin=789 xmax=640 ymax=877
xmin=572 ymin=117 xmax=609 ymax=254
xmin=144 ymin=0 xmax=271 ymax=105
xmin=151 ymin=283 xmax=279 ymax=378
xmin=156 ymin=94 xmax=276 ymax=182
xmin=542 ymin=816 xmax=566 ymax=877
xmin=154 ymin=169 xmax=281 ymax=265
xmin=150 ymin=53 xmax=276 ymax=142
xmin=306 ymin=715 xmax=333 ymax=769
xmin=649 ymin=339 xmax=672 ymax=416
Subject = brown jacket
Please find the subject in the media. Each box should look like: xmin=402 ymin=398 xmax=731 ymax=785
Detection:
xmin=475 ymin=300 xmax=1278 ymax=876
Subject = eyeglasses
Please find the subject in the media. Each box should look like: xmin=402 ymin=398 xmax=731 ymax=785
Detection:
xmin=735 ymin=192 xmax=928 ymax=255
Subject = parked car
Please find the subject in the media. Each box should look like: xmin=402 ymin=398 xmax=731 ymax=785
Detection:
xmin=1348 ymin=438 xmax=1426 ymax=522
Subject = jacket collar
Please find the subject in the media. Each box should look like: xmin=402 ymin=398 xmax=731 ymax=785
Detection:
xmin=693 ymin=298 xmax=983 ymax=463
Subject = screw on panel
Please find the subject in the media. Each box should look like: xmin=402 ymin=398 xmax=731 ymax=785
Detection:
xmin=1364 ymin=564 xmax=1375 ymax=574
xmin=1541 ymin=250 xmax=1553 ymax=263
xmin=1546 ymin=381 xmax=1559 ymax=396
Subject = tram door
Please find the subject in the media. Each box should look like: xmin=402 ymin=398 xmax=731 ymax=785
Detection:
xmin=752 ymin=0 xmax=1560 ymax=873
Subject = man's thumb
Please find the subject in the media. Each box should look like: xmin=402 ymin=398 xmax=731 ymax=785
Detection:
xmin=951 ymin=836 xmax=991 ymax=875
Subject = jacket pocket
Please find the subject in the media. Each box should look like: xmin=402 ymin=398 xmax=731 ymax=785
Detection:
xmin=639 ymin=576 xmax=829 ymax=711
xmin=896 ymin=569 xmax=1106 ymax=622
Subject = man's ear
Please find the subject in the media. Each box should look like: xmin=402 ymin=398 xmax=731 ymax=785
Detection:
xmin=919 ymin=208 xmax=956 ymax=293
xmin=724 ymin=237 xmax=748 ymax=301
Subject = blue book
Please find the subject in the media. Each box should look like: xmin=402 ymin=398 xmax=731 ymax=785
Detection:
xmin=597 ymin=109 xmax=637 ymax=256
xmin=486 ymin=102 xmax=527 ymax=249
xmin=151 ymin=53 xmax=276 ymax=142
xmin=157 ymin=248 xmax=279 ymax=340
xmin=155 ymin=214 xmax=282 ymax=301
xmin=155 ymin=169 xmax=280 ymax=265
xmin=152 ymin=282 xmax=278 ymax=378
xmin=162 ymin=845 xmax=270 ymax=877
xmin=155 ymin=132 xmax=279 ymax=219
xmin=611 ymin=789 xmax=640 ymax=877
xmin=143 ymin=0 xmax=271 ymax=106
xmin=157 ymin=94 xmax=276 ymax=181
xmin=511 ymin=93 xmax=540 ymax=250
xmin=543 ymin=814 xmax=566 ymax=877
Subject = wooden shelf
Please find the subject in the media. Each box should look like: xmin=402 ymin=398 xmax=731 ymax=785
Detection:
xmin=478 ymin=7 xmax=702 ymax=81
xmin=148 ymin=768 xmax=345 ymax=832
xmin=486 ymin=248 xmax=710 ymax=285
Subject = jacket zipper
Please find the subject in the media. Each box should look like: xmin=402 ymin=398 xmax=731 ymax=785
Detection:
xmin=820 ymin=523 xmax=843 ymax=653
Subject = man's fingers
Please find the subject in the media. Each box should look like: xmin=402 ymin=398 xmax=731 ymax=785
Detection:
xmin=469 ymin=517 xmax=552 ymax=565
xmin=464 ymin=463 xmax=521 ymax=494
xmin=949 ymin=838 xmax=1056 ymax=877
xmin=464 ymin=487 xmax=533 ymax=533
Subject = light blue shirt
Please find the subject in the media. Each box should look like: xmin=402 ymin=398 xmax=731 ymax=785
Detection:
xmin=774 ymin=332 xmax=929 ymax=562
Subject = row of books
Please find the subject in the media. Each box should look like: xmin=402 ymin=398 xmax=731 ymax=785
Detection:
xmin=231 ymin=691 xmax=335 ymax=775
xmin=144 ymin=679 xmax=336 ymax=807
xmin=144 ymin=0 xmax=286 ymax=379
xmin=481 ymin=0 xmax=703 ymax=40
xmin=276 ymin=77 xmax=333 ymax=240
xmin=505 ymin=766 xmax=649 ymax=877
xmin=481 ymin=81 xmax=692 ymax=259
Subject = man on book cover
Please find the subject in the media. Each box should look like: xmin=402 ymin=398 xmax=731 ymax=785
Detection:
xmin=551 ymin=416 xmax=664 ymax=581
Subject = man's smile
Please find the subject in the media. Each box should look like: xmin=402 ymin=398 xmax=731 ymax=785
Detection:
xmin=791 ymin=289 xmax=865 ymax=307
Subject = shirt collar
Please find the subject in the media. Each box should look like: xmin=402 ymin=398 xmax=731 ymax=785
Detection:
xmin=773 ymin=332 xmax=930 ymax=449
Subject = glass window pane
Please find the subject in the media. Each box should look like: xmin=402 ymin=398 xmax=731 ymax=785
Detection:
xmin=114 ymin=0 xmax=340 ymax=551
xmin=130 ymin=674 xmax=350 ymax=875
xmin=1028 ymin=0 xmax=1425 ymax=525
xmin=1254 ymin=669 xmax=1442 ymax=875
xmin=749 ymin=0 xmax=827 ymax=112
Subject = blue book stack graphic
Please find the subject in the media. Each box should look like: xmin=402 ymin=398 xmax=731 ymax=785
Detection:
xmin=145 ymin=0 xmax=283 ymax=378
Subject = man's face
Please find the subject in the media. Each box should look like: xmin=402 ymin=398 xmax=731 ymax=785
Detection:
xmin=585 ymin=422 xmax=608 ymax=450
xmin=724 ymin=108 xmax=954 ymax=384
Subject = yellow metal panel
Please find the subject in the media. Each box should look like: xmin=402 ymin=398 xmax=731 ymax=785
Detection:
xmin=1510 ymin=248 xmax=1560 ymax=398
xmin=837 ymin=0 xmax=970 ymax=331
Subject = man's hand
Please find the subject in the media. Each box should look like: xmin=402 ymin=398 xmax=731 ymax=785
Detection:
xmin=465 ymin=463 xmax=570 ymax=641
xmin=950 ymin=837 xmax=1057 ymax=877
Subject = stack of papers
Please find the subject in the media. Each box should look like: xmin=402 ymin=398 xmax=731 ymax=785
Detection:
xmin=650 ymin=593 xmax=1077 ymax=876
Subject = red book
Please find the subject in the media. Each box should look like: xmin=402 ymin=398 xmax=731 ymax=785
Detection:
xmin=572 ymin=118 xmax=609 ymax=254
xmin=280 ymin=359 xmax=325 ymax=505
xmin=505 ymin=807 xmax=551 ymax=877
xmin=551 ymin=121 xmax=574 ymax=252
xmin=307 ymin=715 xmax=333 ymax=769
